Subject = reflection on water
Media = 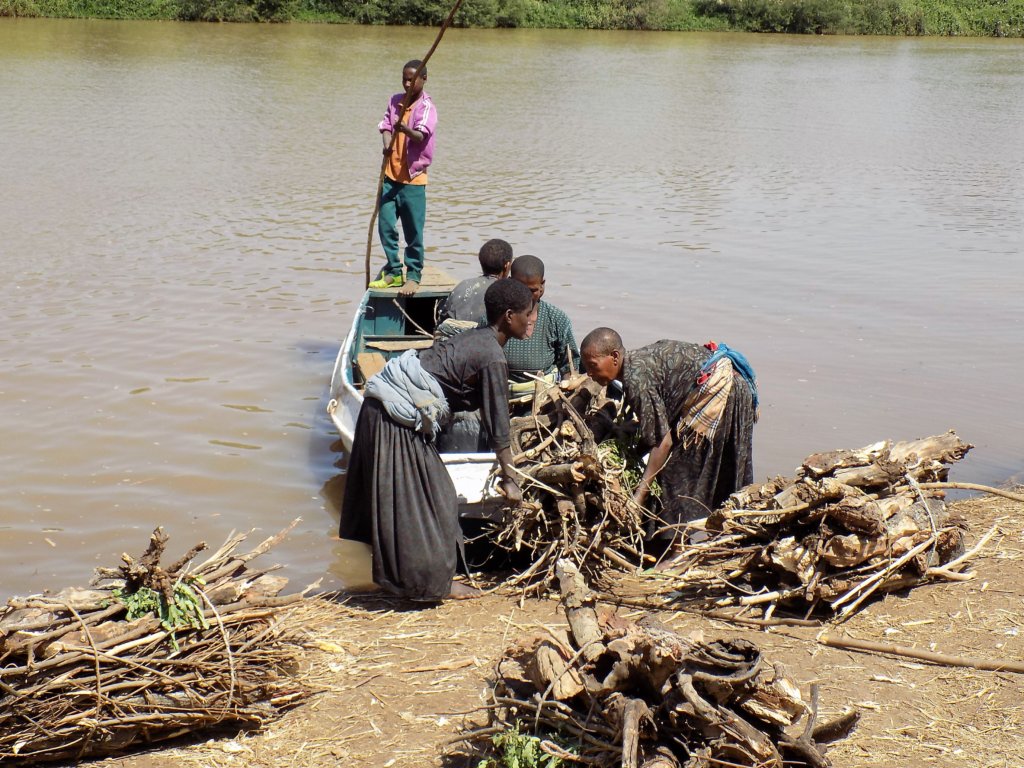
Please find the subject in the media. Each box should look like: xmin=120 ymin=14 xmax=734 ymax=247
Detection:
xmin=0 ymin=20 xmax=1021 ymax=600
xmin=326 ymin=536 xmax=376 ymax=593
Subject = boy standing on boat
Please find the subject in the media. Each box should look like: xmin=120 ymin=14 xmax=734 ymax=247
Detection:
xmin=370 ymin=59 xmax=437 ymax=297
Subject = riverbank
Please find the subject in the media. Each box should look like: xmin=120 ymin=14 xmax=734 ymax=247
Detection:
xmin=83 ymin=491 xmax=1024 ymax=768
xmin=2 ymin=0 xmax=1022 ymax=36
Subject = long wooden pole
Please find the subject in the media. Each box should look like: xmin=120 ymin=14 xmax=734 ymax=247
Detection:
xmin=914 ymin=481 xmax=1024 ymax=504
xmin=819 ymin=634 xmax=1024 ymax=674
xmin=363 ymin=0 xmax=466 ymax=289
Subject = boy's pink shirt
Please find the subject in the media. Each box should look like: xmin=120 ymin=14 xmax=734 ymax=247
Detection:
xmin=378 ymin=92 xmax=437 ymax=180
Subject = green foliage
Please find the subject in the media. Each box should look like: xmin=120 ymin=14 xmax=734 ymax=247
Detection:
xmin=0 ymin=0 xmax=175 ymax=18
xmin=477 ymin=723 xmax=574 ymax=768
xmin=916 ymin=0 xmax=1024 ymax=35
xmin=115 ymin=576 xmax=209 ymax=650
xmin=172 ymin=0 xmax=299 ymax=21
xmin=1 ymin=0 xmax=1021 ymax=33
xmin=600 ymin=432 xmax=662 ymax=499
xmin=690 ymin=0 xmax=1024 ymax=34
xmin=0 ymin=0 xmax=40 ymax=16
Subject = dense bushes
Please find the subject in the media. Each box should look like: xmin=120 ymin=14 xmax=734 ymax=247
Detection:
xmin=0 ymin=0 xmax=176 ymax=18
xmin=173 ymin=0 xmax=297 ymax=21
xmin=293 ymin=0 xmax=720 ymax=28
xmin=691 ymin=0 xmax=1022 ymax=34
xmin=1 ymin=0 xmax=1021 ymax=35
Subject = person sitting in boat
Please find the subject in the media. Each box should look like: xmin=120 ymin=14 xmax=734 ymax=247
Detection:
xmin=504 ymin=255 xmax=581 ymax=396
xmin=339 ymin=278 xmax=534 ymax=602
xmin=369 ymin=59 xmax=437 ymax=297
xmin=435 ymin=238 xmax=513 ymax=339
xmin=580 ymin=328 xmax=758 ymax=550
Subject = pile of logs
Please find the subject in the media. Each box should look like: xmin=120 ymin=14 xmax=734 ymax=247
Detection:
xmin=0 ymin=523 xmax=310 ymax=764
xmin=495 ymin=375 xmax=653 ymax=591
xmin=659 ymin=432 xmax=976 ymax=618
xmin=463 ymin=559 xmax=855 ymax=767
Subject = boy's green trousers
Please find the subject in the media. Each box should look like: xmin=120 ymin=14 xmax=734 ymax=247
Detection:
xmin=377 ymin=178 xmax=426 ymax=283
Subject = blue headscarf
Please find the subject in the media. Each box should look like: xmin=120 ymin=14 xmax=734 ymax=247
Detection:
xmin=702 ymin=342 xmax=759 ymax=411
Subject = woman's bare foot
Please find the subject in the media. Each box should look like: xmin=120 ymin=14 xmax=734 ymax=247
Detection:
xmin=447 ymin=581 xmax=483 ymax=599
xmin=397 ymin=279 xmax=419 ymax=297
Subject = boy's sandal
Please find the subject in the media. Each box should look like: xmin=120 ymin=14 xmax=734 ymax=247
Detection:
xmin=368 ymin=273 xmax=404 ymax=289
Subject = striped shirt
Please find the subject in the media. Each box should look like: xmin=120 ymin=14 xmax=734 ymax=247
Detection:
xmin=503 ymin=300 xmax=581 ymax=383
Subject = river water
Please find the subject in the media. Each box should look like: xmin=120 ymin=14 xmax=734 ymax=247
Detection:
xmin=1 ymin=20 xmax=1021 ymax=600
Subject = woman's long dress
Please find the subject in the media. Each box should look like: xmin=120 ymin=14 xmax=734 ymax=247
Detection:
xmin=339 ymin=327 xmax=511 ymax=600
xmin=622 ymin=340 xmax=756 ymax=545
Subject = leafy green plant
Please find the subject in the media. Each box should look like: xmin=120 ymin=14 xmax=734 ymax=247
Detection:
xmin=115 ymin=575 xmax=209 ymax=650
xmin=477 ymin=723 xmax=574 ymax=768
xmin=599 ymin=419 xmax=662 ymax=500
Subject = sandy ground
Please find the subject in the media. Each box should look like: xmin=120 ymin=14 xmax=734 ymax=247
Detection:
xmin=92 ymin=491 xmax=1024 ymax=768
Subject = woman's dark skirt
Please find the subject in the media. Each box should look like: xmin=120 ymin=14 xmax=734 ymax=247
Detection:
xmin=339 ymin=397 xmax=460 ymax=601
xmin=653 ymin=377 xmax=756 ymax=544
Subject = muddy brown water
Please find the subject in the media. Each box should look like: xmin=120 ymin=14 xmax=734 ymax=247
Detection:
xmin=1 ymin=20 xmax=1021 ymax=600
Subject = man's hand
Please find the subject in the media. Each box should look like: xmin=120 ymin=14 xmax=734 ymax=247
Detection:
xmin=395 ymin=123 xmax=424 ymax=143
xmin=501 ymin=477 xmax=522 ymax=505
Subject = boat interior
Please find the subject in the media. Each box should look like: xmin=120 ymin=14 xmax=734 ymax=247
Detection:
xmin=350 ymin=267 xmax=456 ymax=389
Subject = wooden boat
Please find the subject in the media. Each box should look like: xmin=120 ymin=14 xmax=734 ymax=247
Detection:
xmin=326 ymin=266 xmax=505 ymax=519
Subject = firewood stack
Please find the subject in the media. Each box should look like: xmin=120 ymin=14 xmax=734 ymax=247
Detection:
xmin=494 ymin=375 xmax=654 ymax=591
xmin=0 ymin=523 xmax=310 ymax=765
xmin=659 ymin=432 xmax=974 ymax=618
xmin=466 ymin=560 xmax=855 ymax=768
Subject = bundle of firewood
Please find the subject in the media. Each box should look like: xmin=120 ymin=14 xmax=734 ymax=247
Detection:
xmin=494 ymin=375 xmax=654 ymax=591
xmin=463 ymin=560 xmax=855 ymax=768
xmin=657 ymin=432 xmax=976 ymax=618
xmin=0 ymin=523 xmax=310 ymax=764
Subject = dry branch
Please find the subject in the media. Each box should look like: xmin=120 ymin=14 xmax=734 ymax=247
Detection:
xmin=652 ymin=432 xmax=978 ymax=619
xmin=487 ymin=375 xmax=655 ymax=592
xmin=0 ymin=523 xmax=310 ymax=765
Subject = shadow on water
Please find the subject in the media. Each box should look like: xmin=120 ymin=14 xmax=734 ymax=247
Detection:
xmin=302 ymin=338 xmax=374 ymax=592
xmin=320 ymin=448 xmax=347 ymax=523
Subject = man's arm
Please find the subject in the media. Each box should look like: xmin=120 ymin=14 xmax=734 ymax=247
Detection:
xmin=478 ymin=360 xmax=522 ymax=503
xmin=396 ymin=122 xmax=424 ymax=143
xmin=410 ymin=97 xmax=436 ymax=145
xmin=495 ymin=446 xmax=522 ymax=504
xmin=633 ymin=430 xmax=672 ymax=507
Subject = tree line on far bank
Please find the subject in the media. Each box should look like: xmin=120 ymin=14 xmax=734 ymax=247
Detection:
xmin=2 ymin=0 xmax=1021 ymax=36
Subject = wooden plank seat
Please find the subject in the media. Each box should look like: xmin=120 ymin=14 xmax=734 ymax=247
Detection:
xmin=365 ymin=339 xmax=435 ymax=352
xmin=355 ymin=352 xmax=387 ymax=384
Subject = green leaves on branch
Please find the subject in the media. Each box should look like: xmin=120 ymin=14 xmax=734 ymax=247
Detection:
xmin=477 ymin=723 xmax=575 ymax=768
xmin=600 ymin=433 xmax=662 ymax=500
xmin=114 ymin=576 xmax=209 ymax=650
